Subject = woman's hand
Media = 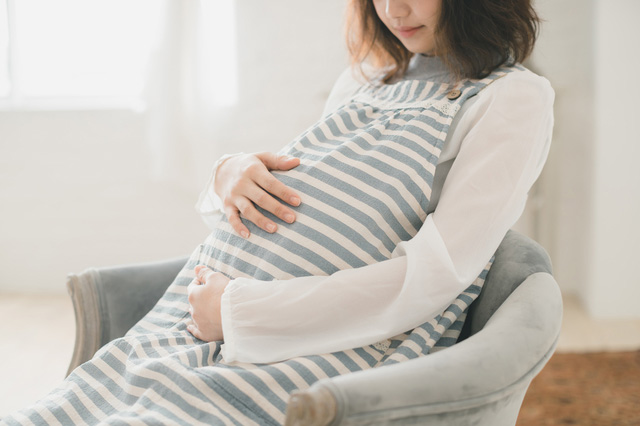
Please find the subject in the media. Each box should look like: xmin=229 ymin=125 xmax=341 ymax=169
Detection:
xmin=214 ymin=152 xmax=301 ymax=238
xmin=187 ymin=265 xmax=230 ymax=342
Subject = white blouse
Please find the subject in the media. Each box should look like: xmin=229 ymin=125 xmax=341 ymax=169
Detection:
xmin=196 ymin=56 xmax=555 ymax=364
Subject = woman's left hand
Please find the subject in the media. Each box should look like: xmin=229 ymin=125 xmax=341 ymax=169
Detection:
xmin=187 ymin=265 xmax=230 ymax=342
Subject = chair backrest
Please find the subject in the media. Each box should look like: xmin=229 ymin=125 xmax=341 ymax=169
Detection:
xmin=459 ymin=230 xmax=553 ymax=341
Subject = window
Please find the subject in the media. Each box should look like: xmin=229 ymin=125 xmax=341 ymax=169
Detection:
xmin=199 ymin=0 xmax=238 ymax=107
xmin=0 ymin=1 xmax=9 ymax=97
xmin=0 ymin=0 xmax=163 ymax=107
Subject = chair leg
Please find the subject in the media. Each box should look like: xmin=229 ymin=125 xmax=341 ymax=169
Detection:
xmin=66 ymin=270 xmax=103 ymax=376
xmin=285 ymin=386 xmax=337 ymax=426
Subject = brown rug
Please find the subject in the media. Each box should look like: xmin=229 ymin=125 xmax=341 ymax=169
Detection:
xmin=517 ymin=351 xmax=640 ymax=425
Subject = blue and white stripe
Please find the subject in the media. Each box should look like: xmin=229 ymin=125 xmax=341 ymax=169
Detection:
xmin=1 ymin=66 xmax=518 ymax=426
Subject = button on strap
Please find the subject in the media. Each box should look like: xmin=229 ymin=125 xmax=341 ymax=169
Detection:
xmin=447 ymin=89 xmax=462 ymax=100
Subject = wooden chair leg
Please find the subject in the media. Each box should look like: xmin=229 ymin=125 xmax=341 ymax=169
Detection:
xmin=284 ymin=386 xmax=337 ymax=426
xmin=66 ymin=270 xmax=102 ymax=376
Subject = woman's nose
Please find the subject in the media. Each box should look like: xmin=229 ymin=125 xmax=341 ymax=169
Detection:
xmin=385 ymin=0 xmax=410 ymax=20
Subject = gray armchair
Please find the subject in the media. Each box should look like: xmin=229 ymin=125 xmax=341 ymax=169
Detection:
xmin=66 ymin=230 xmax=562 ymax=426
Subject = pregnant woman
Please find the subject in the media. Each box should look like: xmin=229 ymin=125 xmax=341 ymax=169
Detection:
xmin=2 ymin=0 xmax=554 ymax=424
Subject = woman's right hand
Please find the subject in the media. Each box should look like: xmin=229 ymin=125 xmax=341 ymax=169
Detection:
xmin=214 ymin=152 xmax=301 ymax=238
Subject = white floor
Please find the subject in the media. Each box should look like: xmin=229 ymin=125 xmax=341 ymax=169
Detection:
xmin=0 ymin=294 xmax=75 ymax=419
xmin=1 ymin=293 xmax=639 ymax=418
xmin=557 ymin=294 xmax=640 ymax=353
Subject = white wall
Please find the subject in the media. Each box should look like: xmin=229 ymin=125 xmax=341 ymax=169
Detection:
xmin=0 ymin=0 xmax=348 ymax=294
xmin=587 ymin=0 xmax=640 ymax=318
xmin=0 ymin=109 xmax=207 ymax=293
xmin=194 ymin=0 xmax=348 ymax=167
xmin=532 ymin=0 xmax=640 ymax=318
xmin=529 ymin=0 xmax=596 ymax=295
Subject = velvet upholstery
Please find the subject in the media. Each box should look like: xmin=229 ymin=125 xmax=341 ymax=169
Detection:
xmin=94 ymin=257 xmax=189 ymax=344
xmin=66 ymin=230 xmax=562 ymax=425
xmin=459 ymin=229 xmax=553 ymax=340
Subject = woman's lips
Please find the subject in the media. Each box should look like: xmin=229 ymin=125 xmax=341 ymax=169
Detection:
xmin=395 ymin=26 xmax=423 ymax=38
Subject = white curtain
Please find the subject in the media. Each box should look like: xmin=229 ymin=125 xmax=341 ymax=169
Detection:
xmin=144 ymin=0 xmax=236 ymax=191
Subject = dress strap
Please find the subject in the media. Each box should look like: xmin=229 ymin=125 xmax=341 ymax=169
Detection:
xmin=350 ymin=65 xmax=523 ymax=119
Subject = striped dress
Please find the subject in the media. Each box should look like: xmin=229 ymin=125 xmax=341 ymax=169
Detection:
xmin=2 ymin=67 xmax=515 ymax=426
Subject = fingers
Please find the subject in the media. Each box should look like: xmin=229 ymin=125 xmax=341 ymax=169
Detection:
xmin=218 ymin=152 xmax=302 ymax=238
xmin=187 ymin=323 xmax=203 ymax=340
xmin=257 ymin=152 xmax=300 ymax=172
xmin=193 ymin=266 xmax=205 ymax=284
xmin=225 ymin=207 xmax=250 ymax=239
xmin=258 ymin=174 xmax=301 ymax=208
xmin=190 ymin=266 xmax=213 ymax=289
xmin=187 ymin=277 xmax=205 ymax=340
xmin=245 ymin=158 xmax=301 ymax=208
xmin=245 ymin=185 xmax=297 ymax=222
xmin=236 ymin=200 xmax=278 ymax=233
xmin=187 ymin=272 xmax=205 ymax=341
xmin=195 ymin=265 xmax=215 ymax=283
xmin=227 ymin=190 xmax=297 ymax=236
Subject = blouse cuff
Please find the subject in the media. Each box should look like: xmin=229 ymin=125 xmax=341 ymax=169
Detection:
xmin=195 ymin=152 xmax=244 ymax=229
xmin=219 ymin=279 xmax=240 ymax=362
xmin=195 ymin=152 xmax=244 ymax=215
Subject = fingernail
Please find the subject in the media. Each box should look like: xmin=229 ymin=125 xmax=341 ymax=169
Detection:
xmin=266 ymin=223 xmax=276 ymax=233
xmin=290 ymin=196 xmax=300 ymax=206
xmin=241 ymin=230 xmax=249 ymax=238
xmin=284 ymin=213 xmax=295 ymax=223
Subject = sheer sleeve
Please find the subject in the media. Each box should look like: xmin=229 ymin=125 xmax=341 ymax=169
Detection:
xmin=321 ymin=67 xmax=363 ymax=116
xmin=219 ymin=70 xmax=555 ymax=364
xmin=194 ymin=153 xmax=245 ymax=230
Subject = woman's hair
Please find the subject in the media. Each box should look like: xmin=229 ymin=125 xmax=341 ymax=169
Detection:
xmin=346 ymin=0 xmax=540 ymax=83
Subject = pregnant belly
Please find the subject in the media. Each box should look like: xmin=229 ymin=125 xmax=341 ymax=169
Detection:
xmin=198 ymin=166 xmax=425 ymax=281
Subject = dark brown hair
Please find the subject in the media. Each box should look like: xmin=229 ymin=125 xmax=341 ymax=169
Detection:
xmin=346 ymin=0 xmax=540 ymax=83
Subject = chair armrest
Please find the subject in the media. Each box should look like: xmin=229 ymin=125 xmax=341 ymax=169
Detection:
xmin=461 ymin=229 xmax=553 ymax=339
xmin=285 ymin=273 xmax=563 ymax=426
xmin=66 ymin=256 xmax=188 ymax=376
